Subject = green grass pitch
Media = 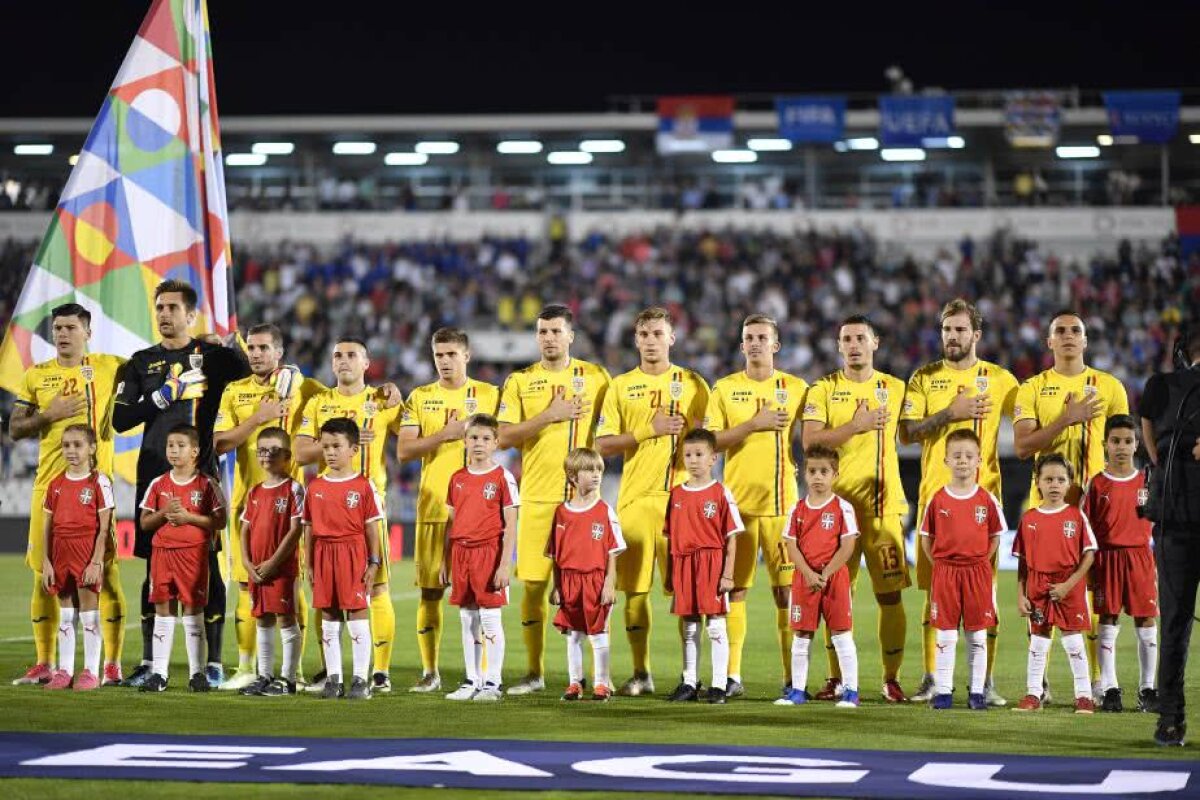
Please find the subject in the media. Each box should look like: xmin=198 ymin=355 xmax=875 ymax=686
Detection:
xmin=0 ymin=554 xmax=1196 ymax=799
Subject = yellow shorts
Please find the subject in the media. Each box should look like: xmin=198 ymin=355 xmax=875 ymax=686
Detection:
xmin=732 ymin=515 xmax=793 ymax=589
xmin=374 ymin=519 xmax=391 ymax=586
xmin=515 ymin=501 xmax=558 ymax=583
xmin=916 ymin=537 xmax=1000 ymax=591
xmin=615 ymin=494 xmax=670 ymax=594
xmin=846 ymin=514 xmax=911 ymax=595
xmin=228 ymin=509 xmax=250 ymax=584
xmin=28 ymin=488 xmax=117 ymax=570
xmin=413 ymin=521 xmax=447 ymax=589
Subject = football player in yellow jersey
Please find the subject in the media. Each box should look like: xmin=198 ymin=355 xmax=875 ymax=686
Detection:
xmin=213 ymin=323 xmax=326 ymax=691
xmin=295 ymin=336 xmax=405 ymax=693
xmin=396 ymin=327 xmax=499 ymax=693
xmin=706 ymin=313 xmax=807 ymax=697
xmin=596 ymin=306 xmax=710 ymax=696
xmin=497 ymin=305 xmax=611 ymax=695
xmin=1013 ymin=311 xmax=1129 ymax=696
xmin=9 ymin=303 xmax=127 ymax=686
xmin=802 ymin=314 xmax=911 ymax=703
xmin=898 ymin=299 xmax=1018 ymax=707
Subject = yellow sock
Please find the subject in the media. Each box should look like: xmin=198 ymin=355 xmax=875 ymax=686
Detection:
xmin=921 ymin=594 xmax=936 ymax=676
xmin=775 ymin=607 xmax=792 ymax=684
xmin=824 ymin=624 xmax=842 ymax=680
xmin=99 ymin=560 xmax=126 ymax=665
xmin=879 ymin=601 xmax=906 ymax=682
xmin=370 ymin=589 xmax=395 ymax=674
xmin=625 ymin=592 xmax=651 ymax=675
xmin=986 ymin=624 xmax=999 ymax=679
xmin=235 ymin=585 xmax=255 ymax=671
xmin=295 ymin=584 xmax=309 ymax=679
xmin=726 ymin=599 xmax=747 ymax=680
xmin=416 ymin=597 xmax=443 ymax=675
xmin=31 ymin=572 xmax=58 ymax=666
xmin=520 ymin=581 xmax=549 ymax=677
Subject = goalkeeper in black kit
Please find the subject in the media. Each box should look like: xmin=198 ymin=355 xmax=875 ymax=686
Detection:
xmin=113 ymin=279 xmax=249 ymax=688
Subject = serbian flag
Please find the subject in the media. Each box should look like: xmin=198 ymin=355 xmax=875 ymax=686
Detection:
xmin=657 ymin=95 xmax=735 ymax=154
xmin=0 ymin=0 xmax=237 ymax=483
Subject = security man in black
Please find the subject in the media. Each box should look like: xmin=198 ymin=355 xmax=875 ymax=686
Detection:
xmin=1138 ymin=327 xmax=1200 ymax=747
xmin=113 ymin=279 xmax=248 ymax=688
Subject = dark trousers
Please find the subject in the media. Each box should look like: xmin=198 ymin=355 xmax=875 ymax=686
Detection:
xmin=1155 ymin=528 xmax=1200 ymax=725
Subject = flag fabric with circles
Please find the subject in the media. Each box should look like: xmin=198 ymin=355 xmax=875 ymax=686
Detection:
xmin=0 ymin=0 xmax=236 ymax=483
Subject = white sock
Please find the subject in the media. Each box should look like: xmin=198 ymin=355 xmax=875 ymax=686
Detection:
xmin=347 ymin=619 xmax=371 ymax=681
xmin=152 ymin=615 xmax=176 ymax=679
xmin=56 ymin=608 xmax=77 ymax=676
xmin=182 ymin=614 xmax=205 ymax=676
xmin=589 ymin=632 xmax=611 ymax=689
xmin=280 ymin=624 xmax=301 ymax=682
xmin=934 ymin=628 xmax=958 ymax=695
xmin=79 ymin=610 xmax=101 ymax=676
xmin=479 ymin=608 xmax=504 ymax=687
xmin=460 ymin=609 xmax=481 ymax=686
xmin=257 ymin=625 xmax=276 ymax=678
xmin=831 ymin=631 xmax=858 ymax=693
xmin=966 ymin=629 xmax=987 ymax=695
xmin=1061 ymin=632 xmax=1091 ymax=698
xmin=708 ymin=617 xmax=729 ymax=691
xmin=681 ymin=619 xmax=700 ymax=687
xmin=1027 ymin=634 xmax=1051 ymax=697
xmin=1098 ymin=623 xmax=1119 ymax=691
xmin=1136 ymin=625 xmax=1158 ymax=690
xmin=238 ymin=651 xmax=254 ymax=672
xmin=566 ymin=630 xmax=585 ymax=685
xmin=791 ymin=635 xmax=811 ymax=692
xmin=321 ymin=619 xmax=343 ymax=680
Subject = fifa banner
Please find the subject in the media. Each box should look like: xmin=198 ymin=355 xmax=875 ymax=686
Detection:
xmin=0 ymin=0 xmax=236 ymax=483
xmin=656 ymin=95 xmax=735 ymax=154
xmin=1004 ymin=91 xmax=1061 ymax=147
xmin=776 ymin=96 xmax=846 ymax=143
xmin=1103 ymin=90 xmax=1181 ymax=144
xmin=878 ymin=95 xmax=955 ymax=147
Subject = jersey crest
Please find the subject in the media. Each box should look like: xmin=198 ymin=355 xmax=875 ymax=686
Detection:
xmin=362 ymin=400 xmax=378 ymax=418
xmin=820 ymin=511 xmax=836 ymax=530
xmin=483 ymin=482 xmax=497 ymax=500
xmin=274 ymin=497 xmax=288 ymax=514
xmin=464 ymin=396 xmax=478 ymax=414
xmin=1063 ymin=520 xmax=1077 ymax=539
xmin=188 ymin=353 xmax=204 ymax=371
xmin=974 ymin=505 xmax=988 ymax=525
xmin=79 ymin=487 xmax=94 ymax=505
xmin=875 ymin=387 xmax=889 ymax=405
xmin=702 ymin=500 xmax=718 ymax=519
xmin=975 ymin=375 xmax=989 ymax=394
xmin=190 ymin=490 xmax=203 ymax=506
xmin=775 ymin=388 xmax=789 ymax=405
xmin=346 ymin=491 xmax=361 ymax=509
xmin=1137 ymin=487 xmax=1149 ymax=506
xmin=572 ymin=376 xmax=586 ymax=395
xmin=669 ymin=379 xmax=683 ymax=401
xmin=80 ymin=365 xmax=94 ymax=383
xmin=591 ymin=522 xmax=605 ymax=540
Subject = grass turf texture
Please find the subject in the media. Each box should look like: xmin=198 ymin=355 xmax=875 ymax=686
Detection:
xmin=1 ymin=554 xmax=1197 ymax=799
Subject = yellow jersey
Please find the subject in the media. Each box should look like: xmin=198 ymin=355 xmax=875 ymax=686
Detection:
xmin=803 ymin=369 xmax=909 ymax=519
xmin=705 ymin=370 xmax=808 ymax=517
xmin=1014 ymin=366 xmax=1129 ymax=500
xmin=214 ymin=373 xmax=326 ymax=507
xmin=400 ymin=378 xmax=500 ymax=523
xmin=16 ymin=354 xmax=126 ymax=490
xmin=297 ymin=386 xmax=405 ymax=497
xmin=497 ymin=358 xmax=611 ymax=503
xmin=901 ymin=359 xmax=1019 ymax=511
xmin=597 ymin=365 xmax=710 ymax=510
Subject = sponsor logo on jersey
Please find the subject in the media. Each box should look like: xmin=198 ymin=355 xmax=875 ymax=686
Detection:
xmin=483 ymin=482 xmax=498 ymax=500
xmin=591 ymin=522 xmax=604 ymax=540
xmin=703 ymin=500 xmax=718 ymax=519
xmin=79 ymin=487 xmax=94 ymax=505
xmin=346 ymin=491 xmax=361 ymax=509
xmin=820 ymin=511 xmax=835 ymax=530
xmin=974 ymin=505 xmax=988 ymax=525
xmin=190 ymin=490 xmax=203 ymax=506
xmin=1063 ymin=520 xmax=1077 ymax=539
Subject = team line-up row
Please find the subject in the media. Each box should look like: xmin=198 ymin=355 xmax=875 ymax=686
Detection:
xmin=15 ymin=285 xmax=1158 ymax=714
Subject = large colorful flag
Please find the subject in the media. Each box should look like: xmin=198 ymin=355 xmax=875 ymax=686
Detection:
xmin=656 ymin=95 xmax=735 ymax=154
xmin=0 ymin=0 xmax=236 ymax=483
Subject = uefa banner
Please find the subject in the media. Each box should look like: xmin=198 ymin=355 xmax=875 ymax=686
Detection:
xmin=878 ymin=95 xmax=955 ymax=147
xmin=776 ymin=96 xmax=846 ymax=143
xmin=1103 ymin=90 xmax=1181 ymax=143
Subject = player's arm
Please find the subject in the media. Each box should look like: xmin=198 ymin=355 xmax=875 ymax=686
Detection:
xmin=239 ymin=507 xmax=259 ymax=582
xmin=493 ymin=505 xmax=518 ymax=589
xmin=362 ymin=518 xmax=383 ymax=588
xmin=720 ymin=530 xmax=738 ymax=594
xmin=294 ymin=435 xmax=322 ymax=466
xmin=215 ymin=397 xmax=286 ymax=455
xmin=1013 ymin=392 xmax=1103 ymax=459
xmin=898 ymin=392 xmax=984 ymax=444
xmin=40 ymin=507 xmax=55 ymax=590
xmin=784 ymin=537 xmax=819 ymax=591
xmin=601 ymin=551 xmax=618 ymax=606
xmin=712 ymin=402 xmax=789 ymax=450
xmin=302 ymin=522 xmax=314 ymax=586
xmin=1050 ymin=549 xmax=1095 ymax=601
xmin=267 ymin=517 xmax=303 ymax=579
xmin=1142 ymin=418 xmax=1159 ymax=465
xmin=987 ymin=531 xmax=1001 ymax=561
xmin=596 ymin=410 xmax=681 ymax=457
xmin=10 ymin=395 xmax=86 ymax=439
xmin=140 ymin=506 xmax=168 ymax=533
xmin=498 ymin=382 xmax=584 ymax=449
xmin=396 ymin=417 xmax=463 ymax=460
xmin=185 ymin=503 xmax=227 ymax=533
xmin=824 ymin=531 xmax=859 ymax=581
xmin=439 ymin=507 xmax=455 ymax=586
xmin=1015 ymin=557 xmax=1031 ymax=616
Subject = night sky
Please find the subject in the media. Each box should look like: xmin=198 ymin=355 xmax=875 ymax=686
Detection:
xmin=3 ymin=2 xmax=1194 ymax=117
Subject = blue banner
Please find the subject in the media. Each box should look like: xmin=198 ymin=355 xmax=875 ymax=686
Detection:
xmin=879 ymin=96 xmax=955 ymax=147
xmin=1104 ymin=91 xmax=1181 ymax=144
xmin=1 ymin=732 xmax=1195 ymax=799
xmin=776 ymin=96 xmax=846 ymax=143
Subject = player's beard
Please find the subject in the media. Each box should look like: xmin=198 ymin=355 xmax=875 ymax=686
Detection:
xmin=943 ymin=343 xmax=969 ymax=363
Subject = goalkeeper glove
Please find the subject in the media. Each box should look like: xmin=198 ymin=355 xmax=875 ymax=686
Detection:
xmin=272 ymin=364 xmax=302 ymax=401
xmin=152 ymin=363 xmax=207 ymax=409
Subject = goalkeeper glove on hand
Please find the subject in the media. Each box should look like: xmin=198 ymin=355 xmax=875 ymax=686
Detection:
xmin=152 ymin=363 xmax=208 ymax=409
xmin=272 ymin=364 xmax=302 ymax=401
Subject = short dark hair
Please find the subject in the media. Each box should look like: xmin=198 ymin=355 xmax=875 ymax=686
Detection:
xmin=1034 ymin=452 xmax=1074 ymax=481
xmin=431 ymin=327 xmax=470 ymax=349
xmin=319 ymin=417 xmax=360 ymax=446
xmin=804 ymin=444 xmax=839 ymax=468
xmin=51 ymin=303 xmax=91 ymax=329
xmin=1104 ymin=414 xmax=1138 ymax=438
xmin=335 ymin=336 xmax=369 ymax=351
xmin=464 ymin=413 xmax=499 ymax=434
xmin=742 ymin=313 xmax=779 ymax=340
xmin=839 ymin=314 xmax=877 ymax=337
xmin=538 ymin=304 xmax=574 ymax=326
xmin=247 ymin=323 xmax=284 ymax=347
xmin=682 ymin=428 xmax=717 ymax=450
xmin=166 ymin=423 xmax=200 ymax=448
xmin=1048 ymin=310 xmax=1085 ymax=332
xmin=257 ymin=426 xmax=291 ymax=448
xmin=945 ymin=429 xmax=981 ymax=449
xmin=155 ymin=280 xmax=198 ymax=311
